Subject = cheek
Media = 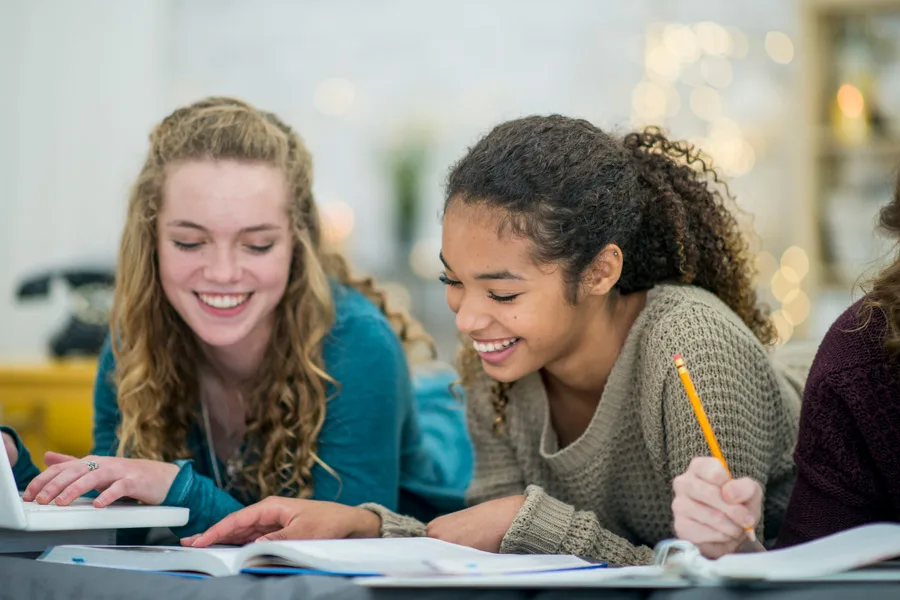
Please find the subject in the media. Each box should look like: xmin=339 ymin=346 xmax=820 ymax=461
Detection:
xmin=254 ymin=250 xmax=292 ymax=290
xmin=445 ymin=287 xmax=462 ymax=313
xmin=156 ymin=246 xmax=194 ymax=286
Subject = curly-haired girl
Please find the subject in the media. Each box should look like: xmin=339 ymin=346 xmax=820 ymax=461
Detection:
xmin=2 ymin=97 xmax=472 ymax=537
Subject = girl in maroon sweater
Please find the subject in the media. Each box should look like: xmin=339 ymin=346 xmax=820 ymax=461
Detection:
xmin=671 ymin=174 xmax=900 ymax=558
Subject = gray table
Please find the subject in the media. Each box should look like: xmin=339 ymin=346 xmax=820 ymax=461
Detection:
xmin=2 ymin=555 xmax=899 ymax=600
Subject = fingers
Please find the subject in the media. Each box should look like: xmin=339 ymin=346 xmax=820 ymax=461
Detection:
xmin=180 ymin=534 xmax=201 ymax=547
xmin=188 ymin=502 xmax=288 ymax=547
xmin=672 ymin=494 xmax=745 ymax=540
xmin=25 ymin=458 xmax=97 ymax=503
xmin=672 ymin=465 xmax=759 ymax=543
xmin=44 ymin=451 xmax=79 ymax=465
xmin=257 ymin=528 xmax=289 ymax=542
xmin=722 ymin=478 xmax=763 ymax=507
xmin=94 ymin=479 xmax=133 ymax=508
xmin=687 ymin=457 xmax=730 ymax=486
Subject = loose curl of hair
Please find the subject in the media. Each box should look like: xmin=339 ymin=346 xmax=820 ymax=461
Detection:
xmin=861 ymin=169 xmax=900 ymax=358
xmin=444 ymin=115 xmax=775 ymax=432
xmin=112 ymin=96 xmax=433 ymax=499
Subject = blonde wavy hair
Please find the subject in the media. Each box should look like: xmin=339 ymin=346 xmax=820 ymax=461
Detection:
xmin=111 ymin=96 xmax=433 ymax=499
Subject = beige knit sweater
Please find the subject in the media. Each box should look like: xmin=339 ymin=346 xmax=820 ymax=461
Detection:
xmin=362 ymin=284 xmax=803 ymax=565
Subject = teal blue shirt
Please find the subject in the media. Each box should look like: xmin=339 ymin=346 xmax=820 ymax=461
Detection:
xmin=7 ymin=284 xmax=472 ymax=536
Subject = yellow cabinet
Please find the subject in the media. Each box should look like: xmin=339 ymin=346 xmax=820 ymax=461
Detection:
xmin=0 ymin=360 xmax=97 ymax=468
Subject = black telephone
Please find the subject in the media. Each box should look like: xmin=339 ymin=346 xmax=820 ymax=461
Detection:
xmin=16 ymin=268 xmax=116 ymax=358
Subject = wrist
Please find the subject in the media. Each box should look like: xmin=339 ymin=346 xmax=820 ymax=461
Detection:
xmin=350 ymin=507 xmax=382 ymax=538
xmin=2 ymin=432 xmax=18 ymax=466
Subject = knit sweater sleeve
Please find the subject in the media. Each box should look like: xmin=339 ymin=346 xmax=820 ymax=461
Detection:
xmin=500 ymin=484 xmax=656 ymax=564
xmin=658 ymin=308 xmax=791 ymax=543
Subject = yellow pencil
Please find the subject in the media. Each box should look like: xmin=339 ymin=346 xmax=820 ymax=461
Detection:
xmin=673 ymin=353 xmax=757 ymax=543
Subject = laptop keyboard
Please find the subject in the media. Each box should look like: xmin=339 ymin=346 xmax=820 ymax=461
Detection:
xmin=22 ymin=500 xmax=99 ymax=512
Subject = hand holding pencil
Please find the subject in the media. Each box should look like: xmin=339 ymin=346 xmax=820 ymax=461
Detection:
xmin=670 ymin=353 xmax=767 ymax=558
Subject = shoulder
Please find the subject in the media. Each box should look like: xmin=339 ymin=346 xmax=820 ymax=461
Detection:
xmin=326 ymin=283 xmax=401 ymax=353
xmin=640 ymin=284 xmax=770 ymax=362
xmin=807 ymin=298 xmax=893 ymax=382
xmin=804 ymin=298 xmax=900 ymax=412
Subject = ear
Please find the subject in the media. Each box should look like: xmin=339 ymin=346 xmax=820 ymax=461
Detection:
xmin=585 ymin=243 xmax=623 ymax=297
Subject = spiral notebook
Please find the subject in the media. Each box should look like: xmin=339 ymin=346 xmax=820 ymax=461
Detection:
xmin=359 ymin=523 xmax=900 ymax=589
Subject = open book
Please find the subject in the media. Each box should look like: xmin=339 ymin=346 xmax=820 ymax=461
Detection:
xmin=359 ymin=523 xmax=900 ymax=589
xmin=37 ymin=537 xmax=594 ymax=578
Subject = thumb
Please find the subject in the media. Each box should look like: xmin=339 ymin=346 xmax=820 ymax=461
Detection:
xmin=44 ymin=451 xmax=79 ymax=465
xmin=257 ymin=528 xmax=288 ymax=543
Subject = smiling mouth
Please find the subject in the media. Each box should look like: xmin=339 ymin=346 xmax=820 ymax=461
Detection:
xmin=195 ymin=292 xmax=252 ymax=309
xmin=472 ymin=337 xmax=521 ymax=353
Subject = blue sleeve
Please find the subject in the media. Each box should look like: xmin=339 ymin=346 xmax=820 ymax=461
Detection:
xmin=90 ymin=338 xmax=121 ymax=457
xmin=310 ymin=314 xmax=410 ymax=509
xmin=1 ymin=426 xmax=41 ymax=490
xmin=162 ymin=460 xmax=246 ymax=537
xmin=94 ymin=337 xmax=247 ymax=536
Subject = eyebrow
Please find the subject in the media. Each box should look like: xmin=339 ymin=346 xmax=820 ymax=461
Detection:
xmin=439 ymin=252 xmax=526 ymax=281
xmin=165 ymin=220 xmax=281 ymax=234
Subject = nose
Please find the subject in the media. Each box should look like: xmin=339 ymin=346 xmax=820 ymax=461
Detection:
xmin=204 ymin=247 xmax=241 ymax=283
xmin=454 ymin=294 xmax=492 ymax=336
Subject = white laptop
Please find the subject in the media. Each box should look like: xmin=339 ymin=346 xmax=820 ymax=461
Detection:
xmin=0 ymin=439 xmax=189 ymax=532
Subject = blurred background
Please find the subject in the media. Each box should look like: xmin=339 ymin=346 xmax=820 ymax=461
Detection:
xmin=2 ymin=0 xmax=899 ymax=460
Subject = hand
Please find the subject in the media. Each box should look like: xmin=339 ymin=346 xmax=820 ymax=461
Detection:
xmin=426 ymin=495 xmax=525 ymax=553
xmin=672 ymin=457 xmax=763 ymax=559
xmin=22 ymin=452 xmax=179 ymax=507
xmin=2 ymin=432 xmax=17 ymax=467
xmin=182 ymin=497 xmax=383 ymax=547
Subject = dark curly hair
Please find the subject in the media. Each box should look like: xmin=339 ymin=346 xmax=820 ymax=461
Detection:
xmin=445 ymin=115 xmax=775 ymax=432
xmin=861 ymin=168 xmax=900 ymax=357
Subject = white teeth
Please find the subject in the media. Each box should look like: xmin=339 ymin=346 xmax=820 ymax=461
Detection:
xmin=472 ymin=338 xmax=519 ymax=353
xmin=198 ymin=293 xmax=250 ymax=309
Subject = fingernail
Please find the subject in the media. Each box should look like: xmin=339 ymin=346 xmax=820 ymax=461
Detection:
xmin=743 ymin=515 xmax=756 ymax=527
xmin=22 ymin=492 xmax=31 ymax=501
xmin=37 ymin=492 xmax=48 ymax=502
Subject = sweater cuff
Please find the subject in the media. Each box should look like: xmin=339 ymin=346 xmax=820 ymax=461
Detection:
xmin=358 ymin=502 xmax=426 ymax=538
xmin=500 ymin=484 xmax=574 ymax=554
xmin=2 ymin=426 xmax=41 ymax=490
xmin=162 ymin=459 xmax=196 ymax=507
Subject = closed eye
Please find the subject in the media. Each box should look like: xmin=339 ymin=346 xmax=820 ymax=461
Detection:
xmin=174 ymin=241 xmax=202 ymax=251
xmin=489 ymin=292 xmax=519 ymax=303
xmin=439 ymin=273 xmax=462 ymax=287
xmin=246 ymin=243 xmax=274 ymax=254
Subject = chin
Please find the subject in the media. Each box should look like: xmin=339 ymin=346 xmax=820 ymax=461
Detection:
xmin=188 ymin=322 xmax=252 ymax=349
xmin=480 ymin=361 xmax=529 ymax=384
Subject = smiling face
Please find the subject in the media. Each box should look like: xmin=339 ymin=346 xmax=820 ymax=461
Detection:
xmin=441 ymin=202 xmax=602 ymax=383
xmin=157 ymin=159 xmax=293 ymax=353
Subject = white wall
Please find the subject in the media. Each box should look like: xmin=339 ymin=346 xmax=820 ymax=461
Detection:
xmin=0 ymin=0 xmax=170 ymax=360
xmin=0 ymin=0 xmax=805 ymax=361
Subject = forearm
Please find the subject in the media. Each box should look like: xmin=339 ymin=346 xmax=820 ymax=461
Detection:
xmin=499 ymin=485 xmax=655 ymax=566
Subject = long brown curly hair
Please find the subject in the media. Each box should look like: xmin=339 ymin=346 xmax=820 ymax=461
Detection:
xmin=112 ymin=96 xmax=433 ymax=498
xmin=444 ymin=115 xmax=775 ymax=432
xmin=861 ymin=169 xmax=900 ymax=357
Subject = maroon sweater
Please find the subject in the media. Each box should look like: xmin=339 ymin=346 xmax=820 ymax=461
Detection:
xmin=776 ymin=298 xmax=900 ymax=547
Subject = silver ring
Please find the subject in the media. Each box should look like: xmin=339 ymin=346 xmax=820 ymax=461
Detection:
xmin=82 ymin=460 xmax=100 ymax=472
